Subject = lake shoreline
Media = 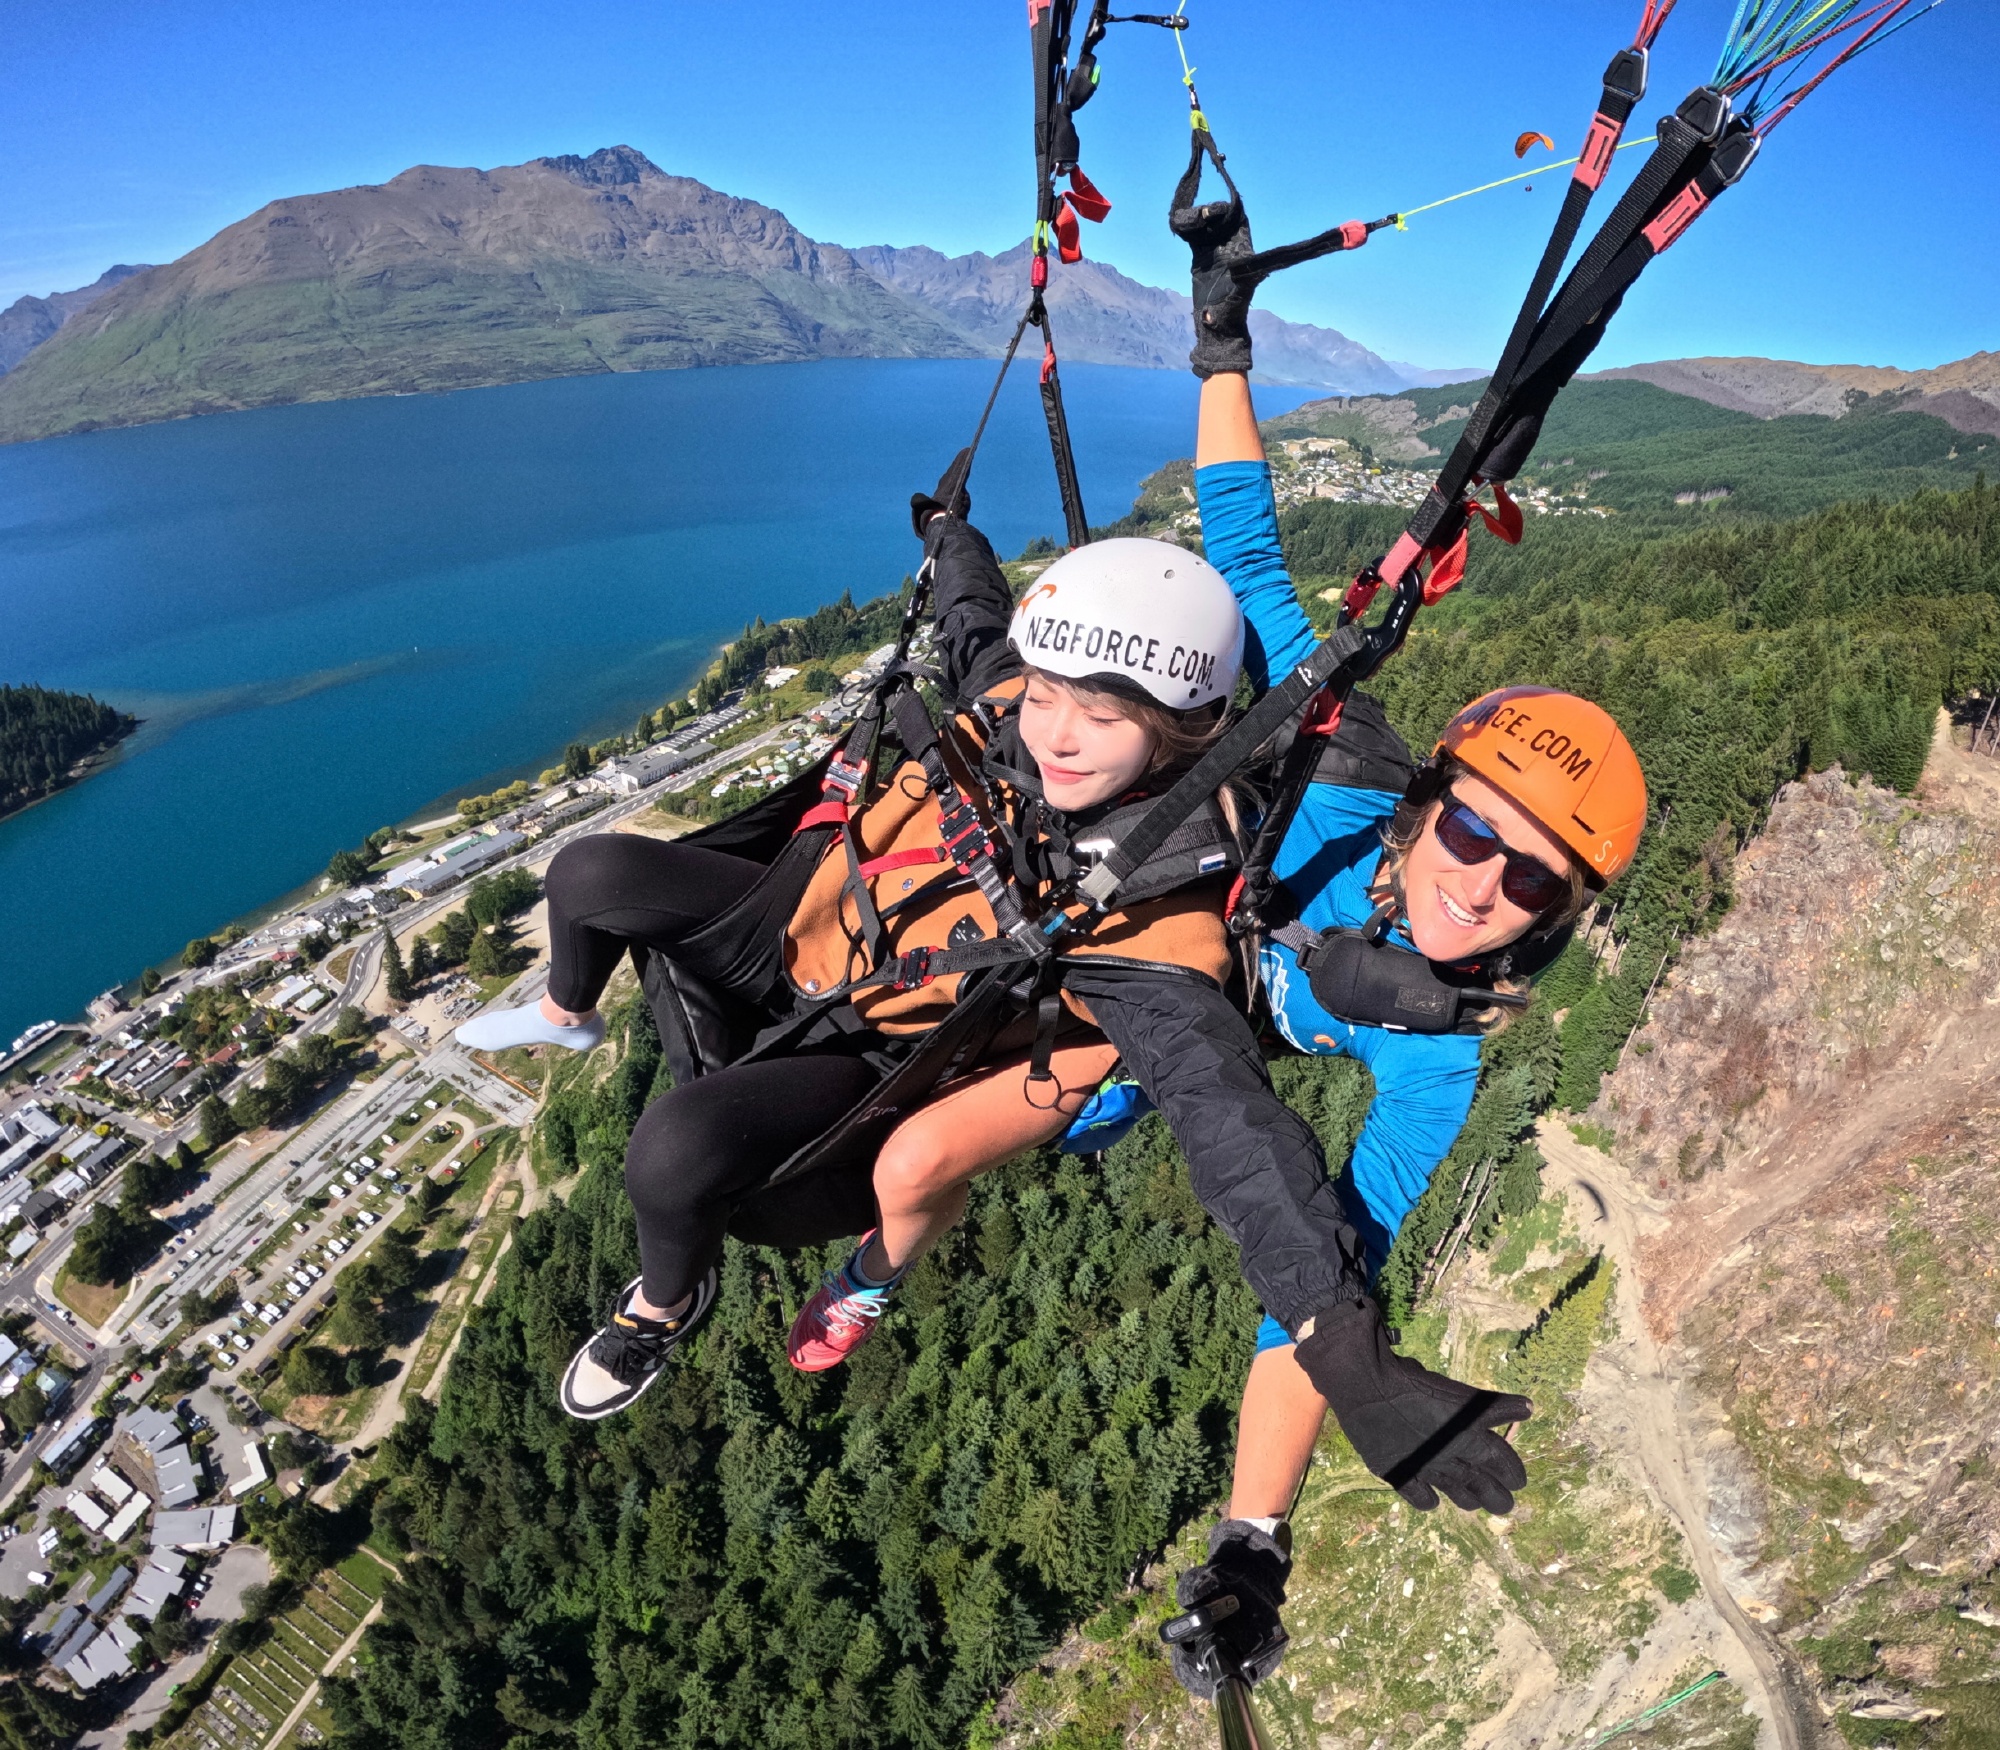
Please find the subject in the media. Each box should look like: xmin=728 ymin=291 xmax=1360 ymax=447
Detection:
xmin=0 ymin=711 xmax=140 ymax=829
xmin=0 ymin=359 xmax=1326 ymax=1043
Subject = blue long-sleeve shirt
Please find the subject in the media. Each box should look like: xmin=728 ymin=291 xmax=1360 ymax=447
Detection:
xmin=1196 ymin=460 xmax=1482 ymax=1334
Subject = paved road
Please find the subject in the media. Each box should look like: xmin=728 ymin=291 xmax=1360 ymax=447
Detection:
xmin=0 ymin=1348 xmax=110 ymax=1519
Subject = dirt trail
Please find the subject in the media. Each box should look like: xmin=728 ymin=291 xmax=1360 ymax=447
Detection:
xmin=1539 ymin=1121 xmax=1812 ymax=1750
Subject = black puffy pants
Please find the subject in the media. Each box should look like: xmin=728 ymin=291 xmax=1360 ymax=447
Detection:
xmin=543 ymin=833 xmax=882 ymax=1307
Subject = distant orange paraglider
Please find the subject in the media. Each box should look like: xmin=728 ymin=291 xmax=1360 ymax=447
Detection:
xmin=1514 ymin=130 xmax=1555 ymax=159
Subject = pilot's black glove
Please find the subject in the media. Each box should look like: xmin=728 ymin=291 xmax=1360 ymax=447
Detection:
xmin=1296 ymin=1294 xmax=1532 ymax=1513
xmin=1170 ymin=139 xmax=1262 ymax=380
xmin=910 ymin=447 xmax=973 ymax=539
xmin=1167 ymin=1518 xmax=1291 ymax=1701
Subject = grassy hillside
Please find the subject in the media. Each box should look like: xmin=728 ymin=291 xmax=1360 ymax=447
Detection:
xmin=1264 ymin=378 xmax=1996 ymax=524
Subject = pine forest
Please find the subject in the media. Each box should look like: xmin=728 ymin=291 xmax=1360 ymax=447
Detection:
xmin=0 ymin=684 xmax=134 ymax=819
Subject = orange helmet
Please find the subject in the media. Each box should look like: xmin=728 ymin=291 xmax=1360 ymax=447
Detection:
xmin=1436 ymin=687 xmax=1647 ymax=883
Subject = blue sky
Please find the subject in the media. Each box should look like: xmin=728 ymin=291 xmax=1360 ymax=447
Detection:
xmin=2 ymin=0 xmax=1988 ymax=371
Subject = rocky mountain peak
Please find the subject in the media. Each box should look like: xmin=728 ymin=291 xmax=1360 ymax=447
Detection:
xmin=533 ymin=145 xmax=661 ymax=188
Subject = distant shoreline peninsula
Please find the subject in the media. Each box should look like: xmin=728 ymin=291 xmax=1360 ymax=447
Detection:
xmin=0 ymin=683 xmax=138 ymax=825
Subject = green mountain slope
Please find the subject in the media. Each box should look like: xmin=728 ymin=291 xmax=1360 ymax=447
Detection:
xmin=0 ymin=147 xmax=977 ymax=445
xmin=1260 ymin=377 xmax=1996 ymax=524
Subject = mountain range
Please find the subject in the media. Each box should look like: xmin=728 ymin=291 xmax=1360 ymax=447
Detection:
xmin=2 ymin=144 xmax=1987 ymax=450
xmin=1593 ymin=352 xmax=2000 ymax=437
xmin=0 ymin=146 xmax=1457 ymax=446
xmin=849 ymin=239 xmax=1440 ymax=393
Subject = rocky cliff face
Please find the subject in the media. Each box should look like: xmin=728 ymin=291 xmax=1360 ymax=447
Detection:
xmin=1587 ymin=717 xmax=2000 ymax=1744
xmin=0 ymin=147 xmax=976 ymax=443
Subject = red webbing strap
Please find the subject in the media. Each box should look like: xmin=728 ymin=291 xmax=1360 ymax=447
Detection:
xmin=1467 ymin=480 xmax=1524 ymax=545
xmin=1421 ymin=529 xmax=1470 ymax=603
xmin=1375 ymin=529 xmax=1428 ymax=591
xmin=1065 ymin=166 xmax=1111 ymax=222
xmin=795 ymin=799 xmax=850 ymax=832
xmin=1054 ymin=200 xmax=1082 ymax=263
xmin=1641 ymin=179 xmax=1712 ymax=252
xmin=1574 ymin=111 xmax=1625 ymax=191
xmin=1296 ymin=688 xmax=1347 ymax=739
xmin=857 ymin=846 xmax=947 ymax=881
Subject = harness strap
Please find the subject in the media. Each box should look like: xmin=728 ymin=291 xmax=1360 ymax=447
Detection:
xmin=857 ymin=846 xmax=946 ymax=881
xmin=1227 ymin=715 xmax=1331 ymax=940
xmin=887 ymin=688 xmax=1049 ymax=960
xmin=1031 ymin=295 xmax=1090 ymax=548
xmin=1026 ymin=980 xmax=1065 ymax=1095
xmin=1078 ymin=619 xmax=1374 ymax=909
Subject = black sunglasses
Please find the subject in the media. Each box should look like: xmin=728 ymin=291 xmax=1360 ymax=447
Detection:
xmin=1432 ymin=798 xmax=1571 ymax=916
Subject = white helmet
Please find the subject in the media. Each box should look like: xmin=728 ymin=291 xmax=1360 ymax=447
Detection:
xmin=1008 ymin=538 xmax=1244 ymax=711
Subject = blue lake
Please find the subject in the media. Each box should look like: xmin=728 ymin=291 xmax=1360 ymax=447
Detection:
xmin=0 ymin=358 xmax=1323 ymax=1041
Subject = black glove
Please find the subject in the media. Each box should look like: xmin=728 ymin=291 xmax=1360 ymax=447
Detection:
xmin=1167 ymin=1519 xmax=1290 ymax=1701
xmin=909 ymin=447 xmax=973 ymax=539
xmin=1169 ymin=138 xmax=1262 ymax=380
xmin=1296 ymin=1295 xmax=1532 ymax=1513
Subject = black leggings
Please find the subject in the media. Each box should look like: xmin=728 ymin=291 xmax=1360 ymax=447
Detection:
xmin=543 ymin=832 xmax=762 ymax=1014
xmin=544 ymin=834 xmax=883 ymax=1305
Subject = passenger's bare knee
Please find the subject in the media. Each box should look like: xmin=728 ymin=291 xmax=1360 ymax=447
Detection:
xmin=874 ymin=1129 xmax=953 ymax=1203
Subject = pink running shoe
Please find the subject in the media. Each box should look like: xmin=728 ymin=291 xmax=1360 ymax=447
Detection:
xmin=789 ymin=1234 xmax=902 ymax=1373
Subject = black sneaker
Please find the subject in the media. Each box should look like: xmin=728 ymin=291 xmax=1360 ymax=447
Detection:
xmin=559 ymin=1269 xmax=717 ymax=1420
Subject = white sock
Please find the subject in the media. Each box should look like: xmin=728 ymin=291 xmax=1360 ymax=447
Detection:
xmin=456 ymin=1004 xmax=605 ymax=1054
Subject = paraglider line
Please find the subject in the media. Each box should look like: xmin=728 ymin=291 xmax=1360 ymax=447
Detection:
xmin=1395 ymin=136 xmax=1656 ymax=226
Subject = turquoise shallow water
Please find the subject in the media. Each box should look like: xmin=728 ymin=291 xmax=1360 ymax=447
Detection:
xmin=0 ymin=358 xmax=1321 ymax=1040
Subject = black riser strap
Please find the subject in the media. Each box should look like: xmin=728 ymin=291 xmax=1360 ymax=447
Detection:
xmin=1427 ymin=95 xmax=1721 ymax=511
xmin=1036 ymin=326 xmax=1090 ymax=546
xmin=1231 ymin=725 xmax=1330 ymax=928
xmin=1502 ymin=96 xmax=1722 ymax=379
xmin=1483 ymin=49 xmax=1648 ymax=404
xmin=1410 ymin=51 xmax=1647 ymax=500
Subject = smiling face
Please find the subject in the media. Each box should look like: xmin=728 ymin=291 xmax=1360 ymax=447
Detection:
xmin=1016 ymin=669 xmax=1157 ymax=812
xmin=1399 ymin=772 xmax=1576 ymax=962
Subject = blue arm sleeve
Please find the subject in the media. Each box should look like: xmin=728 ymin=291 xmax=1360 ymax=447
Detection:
xmin=1193 ymin=460 xmax=1318 ymax=691
xmin=1251 ymin=1030 xmax=1481 ymax=1351
xmin=1339 ymin=1028 xmax=1483 ymax=1262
